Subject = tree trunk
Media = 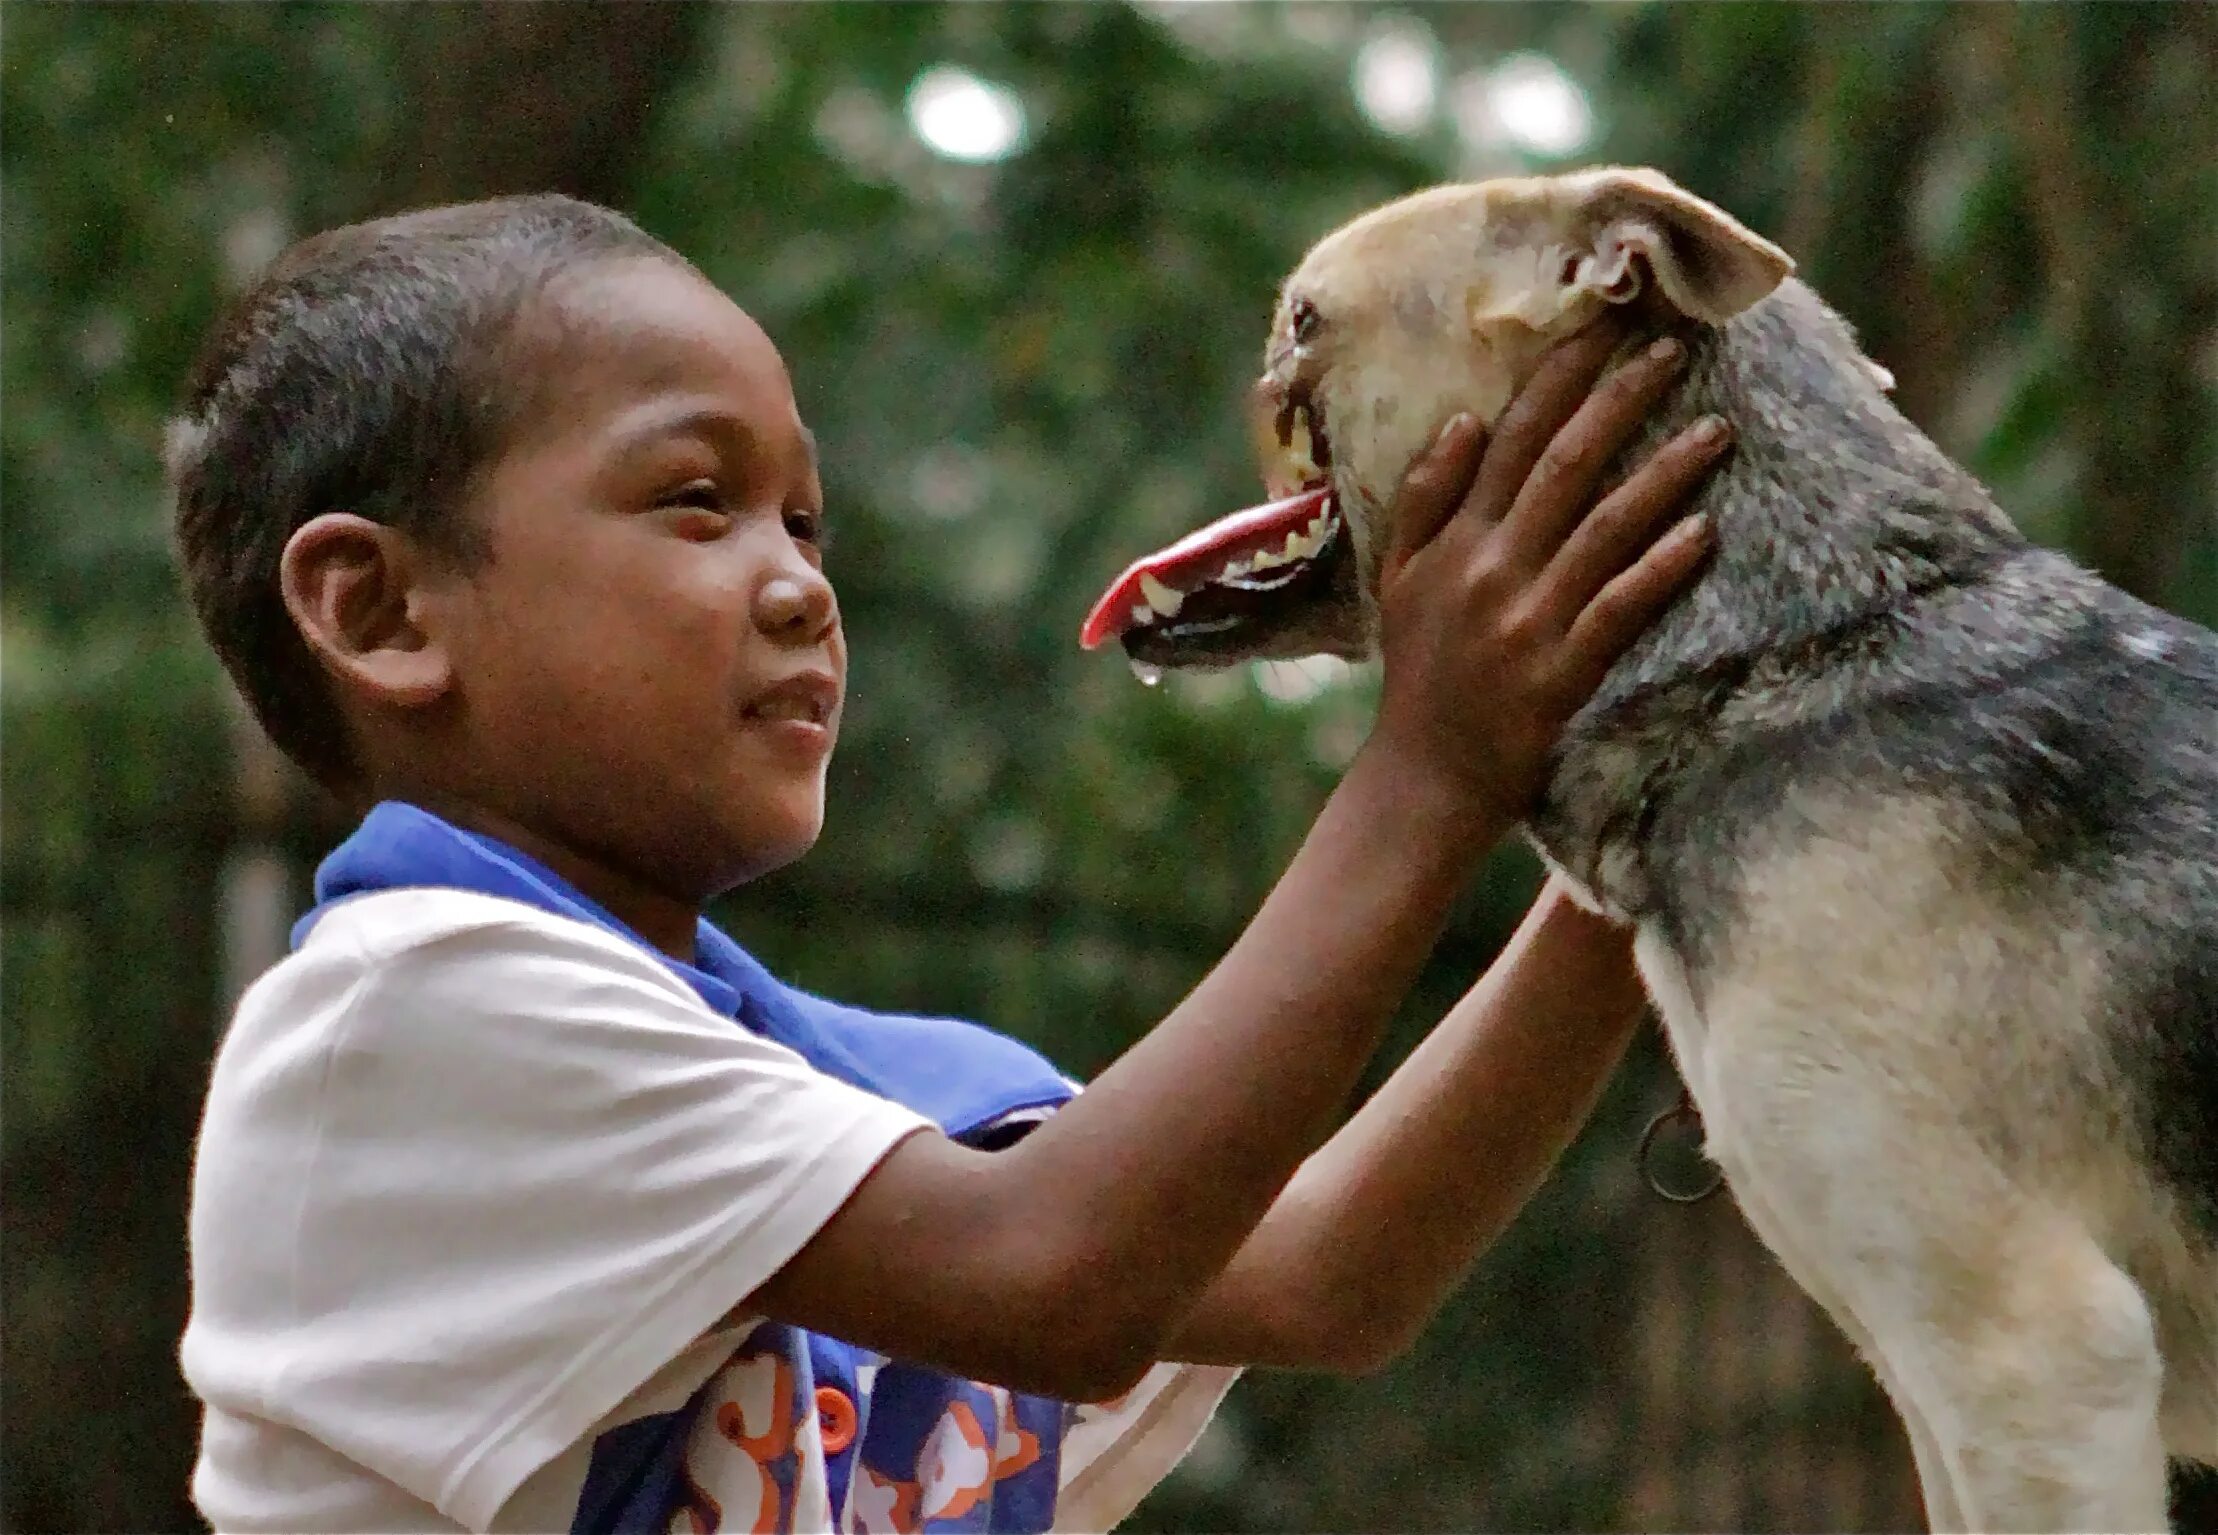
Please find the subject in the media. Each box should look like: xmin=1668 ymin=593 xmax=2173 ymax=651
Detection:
xmin=381 ymin=3 xmax=709 ymax=216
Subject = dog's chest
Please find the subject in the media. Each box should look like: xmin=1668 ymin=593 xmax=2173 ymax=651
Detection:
xmin=1631 ymin=925 xmax=1708 ymax=1074
xmin=1547 ymin=859 xmax=1754 ymax=1171
xmin=1627 ymin=923 xmax=1748 ymax=1176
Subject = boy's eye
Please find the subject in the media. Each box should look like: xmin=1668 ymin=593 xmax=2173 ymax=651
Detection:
xmin=785 ymin=508 xmax=829 ymax=550
xmin=656 ymin=480 xmax=733 ymax=540
xmin=659 ymin=479 xmax=722 ymax=511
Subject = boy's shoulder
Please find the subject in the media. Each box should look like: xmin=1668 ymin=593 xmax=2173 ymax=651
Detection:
xmin=223 ymin=878 xmax=1072 ymax=1145
xmin=299 ymin=884 xmax=677 ymax=968
xmin=246 ymin=887 xmax=694 ymax=1020
xmin=214 ymin=889 xmax=735 ymax=1109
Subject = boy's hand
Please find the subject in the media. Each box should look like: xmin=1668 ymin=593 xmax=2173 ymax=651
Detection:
xmin=1367 ymin=318 xmax=1729 ymax=825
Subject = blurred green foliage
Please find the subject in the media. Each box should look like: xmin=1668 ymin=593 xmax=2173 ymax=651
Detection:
xmin=4 ymin=4 xmax=2212 ymax=1531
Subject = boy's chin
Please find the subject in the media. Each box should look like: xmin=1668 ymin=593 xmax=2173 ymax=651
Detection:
xmin=709 ymin=805 xmax=825 ymax=891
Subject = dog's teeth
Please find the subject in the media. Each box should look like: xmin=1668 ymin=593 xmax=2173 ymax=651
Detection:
xmin=1283 ymin=403 xmax=1329 ymax=484
xmin=1137 ymin=573 xmax=1185 ymax=617
xmin=1222 ymin=555 xmax=1255 ymax=579
xmin=1130 ymin=602 xmax=1154 ymax=627
xmin=1287 ymin=515 xmax=1332 ymax=558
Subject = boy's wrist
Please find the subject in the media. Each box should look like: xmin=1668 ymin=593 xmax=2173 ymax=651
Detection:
xmin=1339 ymin=737 xmax=1506 ymax=868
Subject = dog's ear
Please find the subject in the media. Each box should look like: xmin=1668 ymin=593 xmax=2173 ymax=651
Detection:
xmin=1559 ymin=167 xmax=1793 ymax=325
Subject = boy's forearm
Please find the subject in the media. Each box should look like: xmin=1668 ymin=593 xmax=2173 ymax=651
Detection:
xmin=1166 ymin=877 xmax=1648 ymax=1371
xmin=754 ymin=742 xmax=1502 ymax=1399
xmin=994 ymin=745 xmax=1502 ymax=1358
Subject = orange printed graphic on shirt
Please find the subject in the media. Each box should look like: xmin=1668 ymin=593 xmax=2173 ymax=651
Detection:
xmin=687 ymin=1350 xmax=800 ymax=1535
xmin=989 ymin=1389 xmax=1041 ymax=1483
xmin=848 ymin=1464 xmax=921 ymax=1535
xmin=715 ymin=1352 xmax=798 ymax=1462
xmin=915 ymin=1401 xmax=996 ymax=1522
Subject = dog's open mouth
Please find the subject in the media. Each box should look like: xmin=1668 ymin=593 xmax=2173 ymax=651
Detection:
xmin=1080 ymin=394 xmax=1357 ymax=672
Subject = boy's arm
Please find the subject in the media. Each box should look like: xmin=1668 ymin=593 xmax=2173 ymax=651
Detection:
xmin=1161 ymin=876 xmax=1648 ymax=1372
xmin=749 ymin=318 xmax=1723 ymax=1403
xmin=756 ymin=738 xmax=1489 ymax=1401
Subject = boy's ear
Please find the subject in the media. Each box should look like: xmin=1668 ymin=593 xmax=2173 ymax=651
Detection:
xmin=1557 ymin=166 xmax=1793 ymax=324
xmin=279 ymin=514 xmax=454 ymax=709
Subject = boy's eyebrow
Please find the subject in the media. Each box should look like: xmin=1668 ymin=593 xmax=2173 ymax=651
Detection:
xmin=606 ymin=401 xmax=817 ymax=473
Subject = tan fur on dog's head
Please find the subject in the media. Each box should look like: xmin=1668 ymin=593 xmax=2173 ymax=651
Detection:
xmin=1257 ymin=167 xmax=1794 ymax=615
xmin=1097 ymin=167 xmax=1801 ymax=669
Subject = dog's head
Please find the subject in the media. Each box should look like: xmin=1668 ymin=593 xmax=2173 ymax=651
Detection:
xmin=1082 ymin=167 xmax=1794 ymax=668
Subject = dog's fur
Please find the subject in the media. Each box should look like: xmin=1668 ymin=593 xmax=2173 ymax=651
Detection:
xmin=1193 ymin=169 xmax=2218 ymax=1531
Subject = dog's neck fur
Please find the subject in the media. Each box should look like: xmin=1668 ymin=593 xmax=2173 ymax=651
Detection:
xmin=1529 ymin=279 xmax=2032 ymax=916
xmin=1617 ymin=280 xmax=2020 ymax=686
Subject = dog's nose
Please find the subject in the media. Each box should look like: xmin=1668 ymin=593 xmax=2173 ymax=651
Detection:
xmin=1248 ymin=373 xmax=1292 ymax=470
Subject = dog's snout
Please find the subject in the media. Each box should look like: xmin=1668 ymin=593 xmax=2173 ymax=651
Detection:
xmin=1248 ymin=373 xmax=1293 ymax=466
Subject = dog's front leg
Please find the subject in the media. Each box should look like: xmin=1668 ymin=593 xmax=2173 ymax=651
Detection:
xmin=1720 ymin=1166 xmax=1967 ymax=1531
xmin=1895 ymin=1228 xmax=2169 ymax=1535
xmin=1650 ymin=927 xmax=1978 ymax=1526
xmin=1709 ymin=1076 xmax=2170 ymax=1533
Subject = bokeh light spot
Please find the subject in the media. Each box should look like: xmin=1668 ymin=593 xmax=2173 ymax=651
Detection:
xmin=1475 ymin=52 xmax=1593 ymax=159
xmin=906 ymin=65 xmax=1026 ymax=163
xmin=1352 ymin=18 xmax=1438 ymax=137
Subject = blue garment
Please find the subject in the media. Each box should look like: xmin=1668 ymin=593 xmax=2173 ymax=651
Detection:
xmin=299 ymin=802 xmax=1078 ymax=1534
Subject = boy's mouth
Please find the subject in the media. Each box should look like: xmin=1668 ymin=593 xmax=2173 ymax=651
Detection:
xmin=1079 ymin=391 xmax=1352 ymax=667
xmin=743 ymin=671 xmax=838 ymax=727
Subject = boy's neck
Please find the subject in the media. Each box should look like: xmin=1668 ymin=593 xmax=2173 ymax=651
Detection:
xmin=389 ymin=789 xmax=705 ymax=961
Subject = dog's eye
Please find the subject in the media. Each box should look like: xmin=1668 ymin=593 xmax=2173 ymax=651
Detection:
xmin=1290 ymin=297 xmax=1322 ymax=345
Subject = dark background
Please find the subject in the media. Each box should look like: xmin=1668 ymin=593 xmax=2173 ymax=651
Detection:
xmin=6 ymin=4 xmax=2214 ymax=1530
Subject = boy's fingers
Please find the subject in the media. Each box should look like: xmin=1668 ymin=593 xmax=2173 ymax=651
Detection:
xmin=1462 ymin=311 xmax=1638 ymax=527
xmin=1498 ymin=335 xmax=1694 ymax=572
xmin=1530 ymin=417 xmax=1732 ymax=629
xmin=1556 ymin=513 xmax=1714 ymax=696
xmin=1382 ymin=412 xmax=1487 ymax=578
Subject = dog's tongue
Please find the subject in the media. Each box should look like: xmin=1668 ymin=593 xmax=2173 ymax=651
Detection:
xmin=1079 ymin=486 xmax=1333 ymax=650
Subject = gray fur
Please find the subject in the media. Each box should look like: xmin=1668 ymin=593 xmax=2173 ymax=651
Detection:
xmin=1120 ymin=181 xmax=2218 ymax=1516
xmin=1526 ymin=282 xmax=2218 ymax=1251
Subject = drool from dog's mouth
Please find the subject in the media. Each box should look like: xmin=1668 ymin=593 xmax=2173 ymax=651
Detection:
xmin=1079 ymin=396 xmax=1351 ymax=671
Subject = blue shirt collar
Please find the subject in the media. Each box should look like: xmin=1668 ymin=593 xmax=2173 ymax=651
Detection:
xmin=298 ymin=800 xmax=749 ymax=1015
xmin=297 ymin=801 xmax=1074 ymax=1139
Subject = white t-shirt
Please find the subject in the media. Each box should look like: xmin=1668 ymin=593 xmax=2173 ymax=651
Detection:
xmin=182 ymin=889 xmax=1235 ymax=1533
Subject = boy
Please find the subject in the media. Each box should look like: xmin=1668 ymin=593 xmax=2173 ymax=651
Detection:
xmin=172 ymin=195 xmax=1726 ymax=1533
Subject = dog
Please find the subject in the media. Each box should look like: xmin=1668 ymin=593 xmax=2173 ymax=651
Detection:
xmin=1080 ymin=167 xmax=2218 ymax=1533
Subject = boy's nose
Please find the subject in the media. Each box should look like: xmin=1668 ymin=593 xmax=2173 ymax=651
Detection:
xmin=753 ymin=566 xmax=837 ymax=643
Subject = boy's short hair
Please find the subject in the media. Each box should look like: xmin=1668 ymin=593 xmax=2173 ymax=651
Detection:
xmin=168 ymin=194 xmax=686 ymax=789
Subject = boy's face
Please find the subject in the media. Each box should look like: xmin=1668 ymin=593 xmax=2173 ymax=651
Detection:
xmin=431 ymin=256 xmax=842 ymax=899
